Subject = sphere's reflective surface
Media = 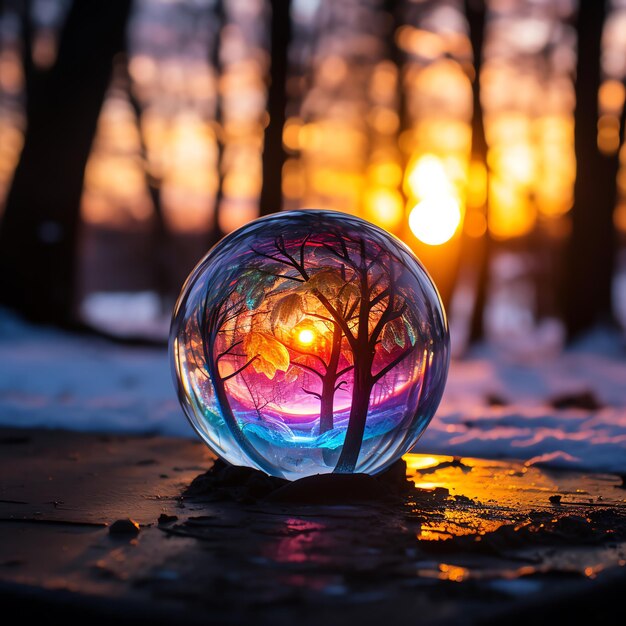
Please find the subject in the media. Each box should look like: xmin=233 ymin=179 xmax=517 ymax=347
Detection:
xmin=170 ymin=210 xmax=449 ymax=480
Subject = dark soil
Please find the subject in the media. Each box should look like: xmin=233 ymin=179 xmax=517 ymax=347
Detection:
xmin=185 ymin=458 xmax=414 ymax=505
xmin=1 ymin=427 xmax=625 ymax=626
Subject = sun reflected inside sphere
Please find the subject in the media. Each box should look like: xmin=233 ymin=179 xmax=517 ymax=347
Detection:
xmin=297 ymin=328 xmax=315 ymax=346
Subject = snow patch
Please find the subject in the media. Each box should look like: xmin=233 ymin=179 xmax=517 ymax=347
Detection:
xmin=1 ymin=308 xmax=625 ymax=474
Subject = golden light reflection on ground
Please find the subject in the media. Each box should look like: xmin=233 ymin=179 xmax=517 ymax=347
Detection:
xmin=402 ymin=451 xmax=626 ymax=547
xmin=2 ymin=429 xmax=625 ymax=622
xmin=226 ymin=450 xmax=626 ymax=591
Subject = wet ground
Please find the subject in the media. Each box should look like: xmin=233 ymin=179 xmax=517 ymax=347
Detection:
xmin=0 ymin=427 xmax=625 ymax=624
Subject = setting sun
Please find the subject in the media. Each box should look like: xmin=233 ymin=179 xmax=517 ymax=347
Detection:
xmin=404 ymin=153 xmax=463 ymax=245
xmin=297 ymin=328 xmax=315 ymax=345
xmin=408 ymin=196 xmax=461 ymax=245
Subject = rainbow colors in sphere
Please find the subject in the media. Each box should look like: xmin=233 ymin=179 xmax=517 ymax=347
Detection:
xmin=170 ymin=210 xmax=449 ymax=480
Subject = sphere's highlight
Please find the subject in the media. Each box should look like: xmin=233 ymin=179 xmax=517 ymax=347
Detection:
xmin=170 ymin=210 xmax=450 ymax=480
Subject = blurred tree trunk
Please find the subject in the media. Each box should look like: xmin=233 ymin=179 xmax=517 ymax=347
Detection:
xmin=464 ymin=0 xmax=490 ymax=344
xmin=126 ymin=77 xmax=170 ymax=307
xmin=563 ymin=0 xmax=618 ymax=339
xmin=385 ymin=0 xmax=407 ymax=215
xmin=209 ymin=0 xmax=225 ymax=248
xmin=0 ymin=0 xmax=132 ymax=324
xmin=259 ymin=0 xmax=292 ymax=217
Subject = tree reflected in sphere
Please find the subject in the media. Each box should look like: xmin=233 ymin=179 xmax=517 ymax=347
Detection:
xmin=170 ymin=210 xmax=449 ymax=480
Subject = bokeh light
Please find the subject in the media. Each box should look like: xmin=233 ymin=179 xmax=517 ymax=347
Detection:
xmin=409 ymin=196 xmax=462 ymax=246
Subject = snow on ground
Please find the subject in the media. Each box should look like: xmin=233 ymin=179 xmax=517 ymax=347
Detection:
xmin=417 ymin=338 xmax=626 ymax=474
xmin=0 ymin=310 xmax=189 ymax=438
xmin=1 ymin=309 xmax=625 ymax=474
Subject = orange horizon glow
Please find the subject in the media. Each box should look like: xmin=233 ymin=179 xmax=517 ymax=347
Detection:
xmin=4 ymin=0 xmax=621 ymax=253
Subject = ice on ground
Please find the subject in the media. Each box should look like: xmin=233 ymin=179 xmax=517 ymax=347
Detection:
xmin=1 ymin=308 xmax=625 ymax=474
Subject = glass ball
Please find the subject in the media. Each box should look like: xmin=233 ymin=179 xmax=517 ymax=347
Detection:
xmin=170 ymin=210 xmax=449 ymax=480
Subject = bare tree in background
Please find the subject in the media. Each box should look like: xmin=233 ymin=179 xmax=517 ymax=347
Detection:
xmin=385 ymin=0 xmax=408 ymax=220
xmin=209 ymin=0 xmax=226 ymax=248
xmin=124 ymin=0 xmax=223 ymax=305
xmin=259 ymin=0 xmax=292 ymax=216
xmin=563 ymin=0 xmax=623 ymax=338
xmin=464 ymin=0 xmax=490 ymax=344
xmin=124 ymin=62 xmax=170 ymax=306
xmin=0 ymin=0 xmax=132 ymax=323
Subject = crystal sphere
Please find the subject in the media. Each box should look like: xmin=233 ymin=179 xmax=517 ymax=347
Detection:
xmin=170 ymin=210 xmax=449 ymax=480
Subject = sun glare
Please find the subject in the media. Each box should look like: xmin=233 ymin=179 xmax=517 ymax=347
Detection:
xmin=406 ymin=154 xmax=452 ymax=199
xmin=409 ymin=196 xmax=461 ymax=246
xmin=404 ymin=154 xmax=463 ymax=245
xmin=297 ymin=329 xmax=315 ymax=345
